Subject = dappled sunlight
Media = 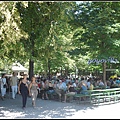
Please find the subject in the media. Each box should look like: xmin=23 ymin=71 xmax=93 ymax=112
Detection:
xmin=0 ymin=101 xmax=118 ymax=119
xmin=0 ymin=110 xmax=26 ymax=119
xmin=0 ymin=100 xmax=96 ymax=119
xmin=1 ymin=93 xmax=119 ymax=118
xmin=27 ymin=103 xmax=96 ymax=118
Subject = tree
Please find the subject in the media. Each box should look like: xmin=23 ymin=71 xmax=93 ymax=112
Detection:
xmin=69 ymin=2 xmax=120 ymax=83
xmin=0 ymin=2 xmax=28 ymax=62
xmin=15 ymin=1 xmax=76 ymax=80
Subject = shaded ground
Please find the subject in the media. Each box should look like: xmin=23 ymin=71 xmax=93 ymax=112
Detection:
xmin=0 ymin=93 xmax=120 ymax=119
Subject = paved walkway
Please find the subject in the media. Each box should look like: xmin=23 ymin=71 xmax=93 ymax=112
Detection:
xmin=0 ymin=93 xmax=120 ymax=119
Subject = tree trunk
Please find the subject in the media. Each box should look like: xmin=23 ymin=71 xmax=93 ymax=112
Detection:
xmin=48 ymin=59 xmax=50 ymax=80
xmin=102 ymin=62 xmax=107 ymax=86
xmin=29 ymin=59 xmax=34 ymax=81
xmin=65 ymin=67 xmax=68 ymax=77
xmin=29 ymin=31 xmax=35 ymax=81
xmin=61 ymin=67 xmax=62 ymax=76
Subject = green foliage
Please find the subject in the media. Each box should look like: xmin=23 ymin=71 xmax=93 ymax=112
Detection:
xmin=0 ymin=2 xmax=28 ymax=61
xmin=14 ymin=1 xmax=76 ymax=74
xmin=1 ymin=1 xmax=120 ymax=75
xmin=70 ymin=2 xmax=120 ymax=61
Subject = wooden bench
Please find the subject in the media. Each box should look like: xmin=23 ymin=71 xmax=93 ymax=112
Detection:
xmin=73 ymin=88 xmax=120 ymax=104
xmin=47 ymin=91 xmax=59 ymax=100
xmin=65 ymin=93 xmax=76 ymax=103
xmin=74 ymin=93 xmax=91 ymax=104
xmin=90 ymin=88 xmax=120 ymax=104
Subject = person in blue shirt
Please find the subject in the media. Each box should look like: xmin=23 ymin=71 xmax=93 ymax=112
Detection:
xmin=78 ymin=82 xmax=88 ymax=101
xmin=116 ymin=77 xmax=120 ymax=85
xmin=59 ymin=80 xmax=67 ymax=91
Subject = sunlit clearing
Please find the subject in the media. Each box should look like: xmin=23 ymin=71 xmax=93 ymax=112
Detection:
xmin=0 ymin=110 xmax=26 ymax=119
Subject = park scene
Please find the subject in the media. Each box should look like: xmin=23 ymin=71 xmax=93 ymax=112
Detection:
xmin=0 ymin=1 xmax=120 ymax=119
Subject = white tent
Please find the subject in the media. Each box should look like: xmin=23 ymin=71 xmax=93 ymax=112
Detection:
xmin=12 ymin=62 xmax=28 ymax=72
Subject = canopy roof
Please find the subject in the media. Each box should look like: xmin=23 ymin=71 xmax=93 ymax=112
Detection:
xmin=11 ymin=62 xmax=28 ymax=72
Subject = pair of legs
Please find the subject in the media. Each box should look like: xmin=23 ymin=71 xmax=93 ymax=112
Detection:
xmin=54 ymin=88 xmax=62 ymax=101
xmin=54 ymin=89 xmax=66 ymax=102
xmin=80 ymin=91 xmax=88 ymax=101
xmin=1 ymin=87 xmax=6 ymax=100
xmin=11 ymin=85 xmax=18 ymax=99
xmin=21 ymin=92 xmax=28 ymax=109
xmin=40 ymin=90 xmax=49 ymax=100
xmin=30 ymin=90 xmax=38 ymax=107
xmin=64 ymin=92 xmax=76 ymax=102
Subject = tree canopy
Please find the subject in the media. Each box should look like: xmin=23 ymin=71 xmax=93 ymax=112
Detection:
xmin=0 ymin=1 xmax=120 ymax=79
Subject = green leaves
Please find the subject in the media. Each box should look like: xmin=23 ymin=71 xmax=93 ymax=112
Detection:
xmin=1 ymin=1 xmax=120 ymax=75
xmin=72 ymin=2 xmax=120 ymax=57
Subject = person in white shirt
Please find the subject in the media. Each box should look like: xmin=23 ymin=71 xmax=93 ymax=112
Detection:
xmin=73 ymin=79 xmax=79 ymax=88
xmin=99 ymin=79 xmax=104 ymax=86
xmin=87 ymin=78 xmax=91 ymax=89
xmin=54 ymin=80 xmax=62 ymax=100
xmin=0 ymin=73 xmax=7 ymax=100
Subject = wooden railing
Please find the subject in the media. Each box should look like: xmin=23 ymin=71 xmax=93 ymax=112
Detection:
xmin=74 ymin=88 xmax=120 ymax=104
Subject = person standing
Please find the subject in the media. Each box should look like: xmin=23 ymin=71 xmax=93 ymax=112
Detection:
xmin=28 ymin=76 xmax=38 ymax=108
xmin=18 ymin=74 xmax=29 ymax=110
xmin=10 ymin=72 xmax=18 ymax=99
xmin=0 ymin=73 xmax=8 ymax=100
xmin=40 ymin=79 xmax=49 ymax=100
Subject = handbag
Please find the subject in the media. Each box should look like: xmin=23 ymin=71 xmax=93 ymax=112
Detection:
xmin=3 ymin=84 xmax=7 ymax=88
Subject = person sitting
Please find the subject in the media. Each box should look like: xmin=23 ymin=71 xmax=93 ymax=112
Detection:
xmin=88 ymin=83 xmax=94 ymax=90
xmin=116 ymin=77 xmax=120 ymax=86
xmin=73 ymin=79 xmax=79 ymax=88
xmin=98 ymin=79 xmax=104 ymax=87
xmin=47 ymin=81 xmax=55 ymax=99
xmin=110 ymin=78 xmax=117 ymax=88
xmin=63 ymin=81 xmax=76 ymax=102
xmin=77 ymin=82 xmax=88 ymax=101
xmin=87 ymin=78 xmax=91 ymax=89
xmin=48 ymin=81 xmax=55 ymax=93
xmin=54 ymin=79 xmax=67 ymax=102
xmin=80 ymin=82 xmax=88 ymax=95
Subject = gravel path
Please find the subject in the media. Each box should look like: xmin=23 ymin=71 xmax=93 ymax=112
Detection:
xmin=0 ymin=93 xmax=120 ymax=119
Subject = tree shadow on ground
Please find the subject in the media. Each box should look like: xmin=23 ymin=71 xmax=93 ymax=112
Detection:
xmin=1 ymin=93 xmax=118 ymax=119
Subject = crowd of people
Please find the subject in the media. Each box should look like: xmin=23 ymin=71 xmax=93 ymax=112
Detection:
xmin=0 ymin=72 xmax=120 ymax=109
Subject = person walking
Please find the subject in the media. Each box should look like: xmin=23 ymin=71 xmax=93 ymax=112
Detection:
xmin=28 ymin=76 xmax=38 ymax=108
xmin=10 ymin=72 xmax=19 ymax=99
xmin=18 ymin=74 xmax=29 ymax=110
xmin=0 ymin=73 xmax=8 ymax=100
